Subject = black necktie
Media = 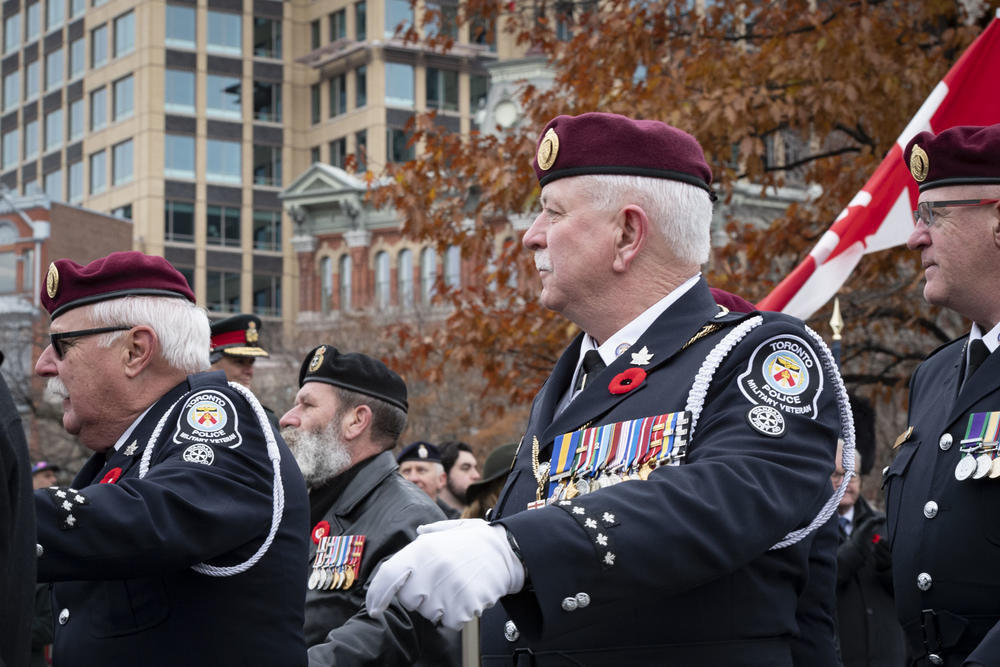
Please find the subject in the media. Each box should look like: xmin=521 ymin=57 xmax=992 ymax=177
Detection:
xmin=574 ymin=350 xmax=606 ymax=393
xmin=965 ymin=339 xmax=990 ymax=386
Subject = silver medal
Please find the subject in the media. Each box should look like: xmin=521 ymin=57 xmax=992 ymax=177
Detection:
xmin=574 ymin=478 xmax=591 ymax=495
xmin=974 ymin=453 xmax=993 ymax=479
xmin=307 ymin=569 xmax=320 ymax=590
xmin=955 ymin=455 xmax=977 ymax=481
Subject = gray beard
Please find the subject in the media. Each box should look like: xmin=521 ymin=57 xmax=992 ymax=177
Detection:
xmin=282 ymin=422 xmax=353 ymax=486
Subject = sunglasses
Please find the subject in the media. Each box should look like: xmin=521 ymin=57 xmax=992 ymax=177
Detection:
xmin=912 ymin=198 xmax=1000 ymax=228
xmin=49 ymin=326 xmax=133 ymax=359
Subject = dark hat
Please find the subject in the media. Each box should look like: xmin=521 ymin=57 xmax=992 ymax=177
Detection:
xmin=532 ymin=112 xmax=714 ymax=198
xmin=210 ymin=314 xmax=269 ymax=360
xmin=397 ymin=441 xmax=441 ymax=464
xmin=904 ymin=124 xmax=1000 ymax=192
xmin=298 ymin=345 xmax=407 ymax=412
xmin=42 ymin=251 xmax=195 ymax=318
xmin=465 ymin=442 xmax=516 ymax=499
xmin=31 ymin=461 xmax=61 ymax=475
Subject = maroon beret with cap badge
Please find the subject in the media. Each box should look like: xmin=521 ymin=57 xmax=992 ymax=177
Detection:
xmin=531 ymin=112 xmax=715 ymax=199
xmin=903 ymin=124 xmax=1000 ymax=192
xmin=42 ymin=251 xmax=195 ymax=318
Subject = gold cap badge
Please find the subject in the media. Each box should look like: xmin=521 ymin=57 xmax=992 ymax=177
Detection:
xmin=309 ymin=345 xmax=326 ymax=373
xmin=46 ymin=262 xmax=59 ymax=299
xmin=537 ymin=128 xmax=560 ymax=171
xmin=246 ymin=321 xmax=259 ymax=344
xmin=909 ymin=144 xmax=929 ymax=182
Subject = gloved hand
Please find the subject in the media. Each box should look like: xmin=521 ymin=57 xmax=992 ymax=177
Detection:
xmin=366 ymin=519 xmax=526 ymax=631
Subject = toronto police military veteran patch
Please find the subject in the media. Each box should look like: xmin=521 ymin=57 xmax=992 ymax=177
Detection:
xmin=737 ymin=335 xmax=823 ymax=419
xmin=172 ymin=390 xmax=243 ymax=449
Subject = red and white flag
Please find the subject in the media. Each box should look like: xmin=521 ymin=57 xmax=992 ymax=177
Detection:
xmin=757 ymin=10 xmax=1000 ymax=319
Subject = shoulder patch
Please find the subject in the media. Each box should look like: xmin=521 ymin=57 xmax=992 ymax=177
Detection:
xmin=173 ymin=390 xmax=243 ymax=449
xmin=737 ymin=334 xmax=824 ymax=419
xmin=182 ymin=443 xmax=216 ymax=465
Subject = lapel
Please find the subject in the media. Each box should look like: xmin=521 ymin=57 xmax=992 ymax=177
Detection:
xmin=950 ymin=340 xmax=1000 ymax=427
xmin=327 ymin=451 xmax=396 ymax=533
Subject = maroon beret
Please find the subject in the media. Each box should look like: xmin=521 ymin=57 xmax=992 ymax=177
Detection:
xmin=42 ymin=251 xmax=196 ymax=318
xmin=709 ymin=287 xmax=756 ymax=313
xmin=532 ymin=112 xmax=714 ymax=198
xmin=904 ymin=124 xmax=1000 ymax=192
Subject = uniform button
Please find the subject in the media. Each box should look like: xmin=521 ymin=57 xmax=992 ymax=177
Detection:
xmin=575 ymin=592 xmax=590 ymax=609
xmin=561 ymin=596 xmax=578 ymax=612
xmin=36 ymin=543 xmax=43 ymax=558
xmin=917 ymin=572 xmax=933 ymax=591
xmin=58 ymin=609 xmax=69 ymax=625
xmin=504 ymin=620 xmax=519 ymax=642
xmin=928 ymin=654 xmax=944 ymax=665
xmin=939 ymin=433 xmax=953 ymax=451
xmin=923 ymin=501 xmax=939 ymax=519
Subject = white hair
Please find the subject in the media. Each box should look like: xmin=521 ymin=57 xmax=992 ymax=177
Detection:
xmin=87 ymin=296 xmax=210 ymax=374
xmin=579 ymin=174 xmax=713 ymax=265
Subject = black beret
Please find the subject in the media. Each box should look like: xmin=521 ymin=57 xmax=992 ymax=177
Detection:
xmin=397 ymin=441 xmax=441 ymax=464
xmin=298 ymin=345 xmax=407 ymax=412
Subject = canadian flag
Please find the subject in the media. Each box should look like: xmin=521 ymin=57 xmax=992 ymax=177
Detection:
xmin=757 ymin=11 xmax=1000 ymax=319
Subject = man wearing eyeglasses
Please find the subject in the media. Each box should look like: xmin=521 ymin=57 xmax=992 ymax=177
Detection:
xmin=32 ymin=251 xmax=309 ymax=667
xmin=886 ymin=124 xmax=1000 ymax=667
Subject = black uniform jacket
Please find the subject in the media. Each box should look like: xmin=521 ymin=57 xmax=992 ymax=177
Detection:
xmin=34 ymin=371 xmax=309 ymax=667
xmin=305 ymin=450 xmax=457 ymax=667
xmin=886 ymin=337 xmax=1000 ymax=667
xmin=482 ymin=278 xmax=842 ymax=667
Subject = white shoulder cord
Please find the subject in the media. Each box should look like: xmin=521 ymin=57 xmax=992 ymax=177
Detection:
xmin=137 ymin=381 xmax=286 ymax=576
xmin=683 ymin=316 xmax=855 ymax=550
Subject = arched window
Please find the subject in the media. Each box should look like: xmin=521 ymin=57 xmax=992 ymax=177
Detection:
xmin=397 ymin=248 xmax=413 ymax=308
xmin=420 ymin=246 xmax=436 ymax=305
xmin=375 ymin=251 xmax=390 ymax=309
xmin=338 ymin=254 xmax=352 ymax=311
xmin=320 ymin=256 xmax=333 ymax=312
xmin=445 ymin=245 xmax=461 ymax=289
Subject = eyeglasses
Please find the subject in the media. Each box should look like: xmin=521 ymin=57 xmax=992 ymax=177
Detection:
xmin=912 ymin=198 xmax=1000 ymax=228
xmin=49 ymin=326 xmax=133 ymax=359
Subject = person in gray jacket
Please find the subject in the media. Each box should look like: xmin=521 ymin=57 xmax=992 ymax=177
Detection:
xmin=280 ymin=345 xmax=458 ymax=667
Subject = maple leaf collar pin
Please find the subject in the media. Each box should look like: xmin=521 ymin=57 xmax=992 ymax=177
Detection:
xmin=630 ymin=346 xmax=653 ymax=365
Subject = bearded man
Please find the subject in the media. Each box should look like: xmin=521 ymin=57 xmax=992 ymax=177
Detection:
xmin=279 ymin=345 xmax=457 ymax=667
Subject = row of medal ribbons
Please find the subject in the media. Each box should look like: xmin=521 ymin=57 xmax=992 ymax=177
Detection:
xmin=957 ymin=412 xmax=1000 ymax=481
xmin=308 ymin=534 xmax=366 ymax=591
xmin=546 ymin=410 xmax=692 ymax=503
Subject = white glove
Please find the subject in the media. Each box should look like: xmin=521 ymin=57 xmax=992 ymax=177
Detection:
xmin=366 ymin=518 xmax=526 ymax=631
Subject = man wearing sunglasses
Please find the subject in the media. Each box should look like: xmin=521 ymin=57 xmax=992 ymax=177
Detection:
xmin=886 ymin=124 xmax=1000 ymax=667
xmin=32 ymin=251 xmax=309 ymax=667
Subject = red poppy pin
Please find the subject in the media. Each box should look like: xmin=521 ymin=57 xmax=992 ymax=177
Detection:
xmin=312 ymin=520 xmax=331 ymax=544
xmin=609 ymin=368 xmax=647 ymax=395
xmin=100 ymin=467 xmax=122 ymax=484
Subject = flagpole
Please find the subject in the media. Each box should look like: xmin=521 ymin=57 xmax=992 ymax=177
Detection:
xmin=829 ymin=297 xmax=843 ymax=368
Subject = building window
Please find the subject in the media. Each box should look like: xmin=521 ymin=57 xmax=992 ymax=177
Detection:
xmin=206 ymin=74 xmax=241 ymax=119
xmin=2 ymin=129 xmax=18 ymax=169
xmin=420 ymin=246 xmax=436 ymax=304
xmin=44 ymin=108 xmax=61 ymax=152
xmin=93 ymin=0 xmax=108 ymax=6
xmin=206 ymin=269 xmax=241 ymax=313
xmin=44 ymin=47 xmax=62 ymax=91
xmin=0 ymin=246 xmax=14 ymax=292
xmin=445 ymin=245 xmax=460 ymax=288
xmin=164 ymin=200 xmax=194 ymax=242
xmin=70 ymin=0 xmax=85 ymax=19
xmin=309 ymin=19 xmax=320 ymax=50
xmin=68 ymin=98 xmax=83 ymax=140
xmin=375 ymin=250 xmax=390 ymax=309
xmin=310 ymin=146 xmax=320 ymax=163
xmin=426 ymin=68 xmax=458 ymax=111
xmin=329 ymin=137 xmax=346 ymax=169
xmin=113 ymin=11 xmax=135 ymax=58
xmin=164 ymin=133 xmax=195 ymax=179
xmin=91 ymin=23 xmax=108 ymax=68
xmin=355 ymin=65 xmax=366 ymax=108
xmin=387 ymin=127 xmax=413 ymax=163
xmin=24 ymin=59 xmax=39 ymax=100
xmin=2 ymin=71 xmax=17 ymax=111
xmin=470 ymin=74 xmax=488 ymax=115
xmin=68 ymin=160 xmax=82 ymax=202
xmin=470 ymin=14 xmax=495 ymax=49
xmin=425 ymin=0 xmax=458 ymax=39
xmin=111 ymin=203 xmax=132 ymax=219
xmin=207 ymin=11 xmax=241 ymax=55
xmin=320 ymin=256 xmax=333 ymax=309
xmin=46 ymin=0 xmax=64 ymax=31
xmin=90 ymin=86 xmax=107 ymax=131
xmin=397 ymin=248 xmax=413 ymax=308
xmin=310 ymin=83 xmax=320 ymax=124
xmin=113 ymin=74 xmax=133 ymax=121
xmin=253 ymin=17 xmax=281 ymax=58
xmin=112 ymin=138 xmax=132 ymax=185
xmin=206 ymin=204 xmax=240 ymax=247
xmin=23 ymin=119 xmax=38 ymax=160
xmin=252 ymin=209 xmax=280 ymax=251
xmin=385 ymin=63 xmax=413 ymax=107
xmin=384 ymin=0 xmax=411 ymax=38
xmin=329 ymin=9 xmax=346 ymax=41
xmin=166 ymin=5 xmax=195 ymax=49
xmin=69 ymin=37 xmax=84 ymax=79
xmin=4 ymin=14 xmax=20 ymax=55
xmin=26 ymin=3 xmax=40 ymax=42
xmin=253 ymin=81 xmax=281 ymax=122
xmin=165 ymin=69 xmax=195 ymax=113
xmin=339 ymin=254 xmax=352 ymax=310
xmin=328 ymin=73 xmax=346 ymax=117
xmin=252 ymin=145 xmax=281 ymax=186
xmin=355 ymin=1 xmax=366 ymax=40
xmin=355 ymin=129 xmax=366 ymax=172
xmin=206 ymin=139 xmax=241 ymax=183
xmin=43 ymin=167 xmax=61 ymax=200
xmin=252 ymin=274 xmax=280 ymax=317
xmin=23 ymin=178 xmax=36 ymax=195
xmin=89 ymin=149 xmax=106 ymax=194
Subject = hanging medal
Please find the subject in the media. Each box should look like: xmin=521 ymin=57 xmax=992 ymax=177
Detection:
xmin=975 ymin=412 xmax=1000 ymax=479
xmin=957 ymin=413 xmax=988 ymax=481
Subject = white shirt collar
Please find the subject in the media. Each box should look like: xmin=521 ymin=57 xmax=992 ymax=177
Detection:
xmin=970 ymin=322 xmax=1000 ymax=355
